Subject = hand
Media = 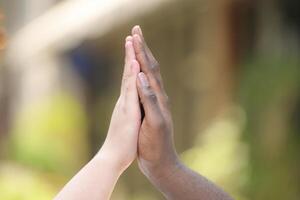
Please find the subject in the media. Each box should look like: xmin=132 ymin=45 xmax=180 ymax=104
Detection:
xmin=100 ymin=36 xmax=141 ymax=171
xmin=130 ymin=26 xmax=233 ymax=200
xmin=54 ymin=37 xmax=141 ymax=200
xmin=131 ymin=26 xmax=179 ymax=179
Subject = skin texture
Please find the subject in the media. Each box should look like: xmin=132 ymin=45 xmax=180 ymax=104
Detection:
xmin=54 ymin=37 xmax=141 ymax=200
xmin=132 ymin=26 xmax=234 ymax=200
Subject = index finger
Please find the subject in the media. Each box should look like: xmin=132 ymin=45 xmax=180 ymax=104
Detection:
xmin=131 ymin=28 xmax=162 ymax=86
xmin=131 ymin=26 xmax=169 ymax=107
xmin=132 ymin=25 xmax=156 ymax=63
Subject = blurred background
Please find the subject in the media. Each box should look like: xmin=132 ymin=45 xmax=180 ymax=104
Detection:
xmin=0 ymin=0 xmax=299 ymax=199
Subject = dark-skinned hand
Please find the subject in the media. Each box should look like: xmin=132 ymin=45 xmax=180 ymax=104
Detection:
xmin=130 ymin=25 xmax=233 ymax=200
xmin=131 ymin=26 xmax=179 ymax=180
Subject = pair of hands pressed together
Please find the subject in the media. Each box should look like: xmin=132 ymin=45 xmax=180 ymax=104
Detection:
xmin=55 ymin=26 xmax=233 ymax=200
xmin=102 ymin=25 xmax=177 ymax=178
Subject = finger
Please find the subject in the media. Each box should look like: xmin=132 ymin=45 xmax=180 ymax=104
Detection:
xmin=124 ymin=36 xmax=135 ymax=64
xmin=132 ymin=25 xmax=143 ymax=39
xmin=125 ymin=60 xmax=140 ymax=104
xmin=132 ymin=34 xmax=150 ymax=71
xmin=132 ymin=30 xmax=169 ymax=107
xmin=132 ymin=25 xmax=156 ymax=62
xmin=121 ymin=40 xmax=136 ymax=94
xmin=126 ymin=35 xmax=133 ymax=42
xmin=132 ymin=29 xmax=163 ymax=88
xmin=137 ymin=72 xmax=163 ymax=122
xmin=133 ymin=33 xmax=165 ymax=88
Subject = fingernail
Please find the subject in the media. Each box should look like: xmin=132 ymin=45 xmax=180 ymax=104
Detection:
xmin=138 ymin=72 xmax=149 ymax=87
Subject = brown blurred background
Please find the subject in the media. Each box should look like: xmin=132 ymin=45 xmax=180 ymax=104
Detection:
xmin=0 ymin=0 xmax=299 ymax=199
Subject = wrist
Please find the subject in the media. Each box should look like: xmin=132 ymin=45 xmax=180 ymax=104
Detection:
xmin=95 ymin=146 xmax=127 ymax=174
xmin=140 ymin=153 xmax=181 ymax=181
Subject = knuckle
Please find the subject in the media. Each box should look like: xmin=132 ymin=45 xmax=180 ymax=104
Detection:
xmin=153 ymin=76 xmax=162 ymax=88
xmin=146 ymin=91 xmax=157 ymax=103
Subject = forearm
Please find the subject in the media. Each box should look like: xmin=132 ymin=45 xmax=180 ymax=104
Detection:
xmin=54 ymin=148 xmax=123 ymax=200
xmin=147 ymin=159 xmax=233 ymax=200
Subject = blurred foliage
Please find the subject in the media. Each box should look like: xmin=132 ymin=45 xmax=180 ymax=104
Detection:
xmin=0 ymin=162 xmax=57 ymax=200
xmin=181 ymin=107 xmax=249 ymax=200
xmin=9 ymin=92 xmax=89 ymax=175
xmin=239 ymin=57 xmax=300 ymax=200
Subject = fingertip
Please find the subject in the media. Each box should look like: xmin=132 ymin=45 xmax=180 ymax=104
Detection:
xmin=138 ymin=72 xmax=149 ymax=87
xmin=126 ymin=35 xmax=133 ymax=42
xmin=132 ymin=25 xmax=139 ymax=35
xmin=132 ymin=25 xmax=143 ymax=36
xmin=125 ymin=41 xmax=132 ymax=58
xmin=125 ymin=40 xmax=136 ymax=62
